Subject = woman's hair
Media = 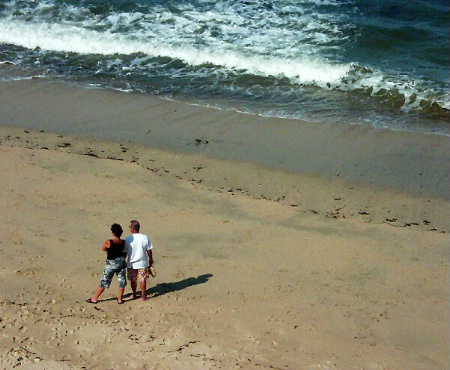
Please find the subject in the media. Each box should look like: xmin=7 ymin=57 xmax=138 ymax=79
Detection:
xmin=110 ymin=223 xmax=123 ymax=237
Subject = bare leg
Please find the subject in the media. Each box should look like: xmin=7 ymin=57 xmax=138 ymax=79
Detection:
xmin=91 ymin=287 xmax=104 ymax=303
xmin=130 ymin=281 xmax=138 ymax=299
xmin=117 ymin=287 xmax=125 ymax=303
xmin=140 ymin=281 xmax=148 ymax=301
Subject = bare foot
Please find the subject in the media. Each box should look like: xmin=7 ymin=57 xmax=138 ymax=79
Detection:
xmin=142 ymin=296 xmax=148 ymax=301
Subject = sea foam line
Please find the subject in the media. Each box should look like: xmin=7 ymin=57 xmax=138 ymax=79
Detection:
xmin=1 ymin=20 xmax=351 ymax=85
xmin=2 ymin=19 xmax=448 ymax=113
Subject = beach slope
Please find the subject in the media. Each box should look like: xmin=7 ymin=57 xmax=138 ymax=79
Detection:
xmin=0 ymin=127 xmax=448 ymax=369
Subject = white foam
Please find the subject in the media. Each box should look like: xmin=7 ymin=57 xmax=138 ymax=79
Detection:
xmin=1 ymin=0 xmax=448 ymax=114
xmin=0 ymin=19 xmax=351 ymax=85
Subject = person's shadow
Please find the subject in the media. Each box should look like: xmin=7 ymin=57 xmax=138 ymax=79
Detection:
xmin=147 ymin=273 xmax=213 ymax=297
xmin=121 ymin=273 xmax=213 ymax=300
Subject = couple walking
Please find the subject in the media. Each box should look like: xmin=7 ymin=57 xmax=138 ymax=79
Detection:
xmin=86 ymin=220 xmax=155 ymax=304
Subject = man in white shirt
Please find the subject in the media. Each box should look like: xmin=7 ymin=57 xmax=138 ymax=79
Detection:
xmin=125 ymin=220 xmax=154 ymax=301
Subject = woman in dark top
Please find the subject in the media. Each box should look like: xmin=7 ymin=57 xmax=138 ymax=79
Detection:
xmin=86 ymin=223 xmax=127 ymax=304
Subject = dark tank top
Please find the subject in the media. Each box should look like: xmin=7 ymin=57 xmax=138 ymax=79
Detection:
xmin=107 ymin=240 xmax=125 ymax=260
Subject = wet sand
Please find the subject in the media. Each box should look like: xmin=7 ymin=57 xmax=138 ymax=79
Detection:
xmin=1 ymin=79 xmax=449 ymax=200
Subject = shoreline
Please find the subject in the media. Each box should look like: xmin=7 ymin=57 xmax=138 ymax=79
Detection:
xmin=0 ymin=78 xmax=449 ymax=234
xmin=1 ymin=79 xmax=449 ymax=200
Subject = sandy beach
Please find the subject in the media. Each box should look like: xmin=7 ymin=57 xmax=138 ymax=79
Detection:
xmin=0 ymin=80 xmax=449 ymax=369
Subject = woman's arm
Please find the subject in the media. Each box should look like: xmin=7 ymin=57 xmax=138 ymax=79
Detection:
xmin=102 ymin=240 xmax=111 ymax=252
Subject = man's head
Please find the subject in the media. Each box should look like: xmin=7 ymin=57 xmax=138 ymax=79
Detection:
xmin=130 ymin=220 xmax=140 ymax=233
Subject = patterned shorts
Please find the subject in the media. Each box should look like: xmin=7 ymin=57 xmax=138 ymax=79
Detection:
xmin=100 ymin=257 xmax=127 ymax=289
xmin=127 ymin=267 xmax=149 ymax=283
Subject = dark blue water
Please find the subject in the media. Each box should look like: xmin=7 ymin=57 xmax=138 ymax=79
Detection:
xmin=1 ymin=0 xmax=449 ymax=135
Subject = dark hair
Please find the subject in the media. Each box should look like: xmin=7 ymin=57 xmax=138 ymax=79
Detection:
xmin=130 ymin=220 xmax=140 ymax=232
xmin=110 ymin=223 xmax=123 ymax=237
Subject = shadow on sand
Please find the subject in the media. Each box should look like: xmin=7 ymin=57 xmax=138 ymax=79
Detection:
xmin=147 ymin=273 xmax=213 ymax=297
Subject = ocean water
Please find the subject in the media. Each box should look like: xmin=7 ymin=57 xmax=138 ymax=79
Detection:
xmin=1 ymin=0 xmax=449 ymax=135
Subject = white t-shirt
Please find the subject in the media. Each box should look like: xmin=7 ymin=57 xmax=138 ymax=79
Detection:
xmin=124 ymin=233 xmax=153 ymax=269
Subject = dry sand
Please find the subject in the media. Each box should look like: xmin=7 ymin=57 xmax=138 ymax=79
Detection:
xmin=0 ymin=81 xmax=449 ymax=369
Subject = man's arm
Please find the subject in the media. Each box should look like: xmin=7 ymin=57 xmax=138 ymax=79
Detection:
xmin=147 ymin=249 xmax=154 ymax=266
